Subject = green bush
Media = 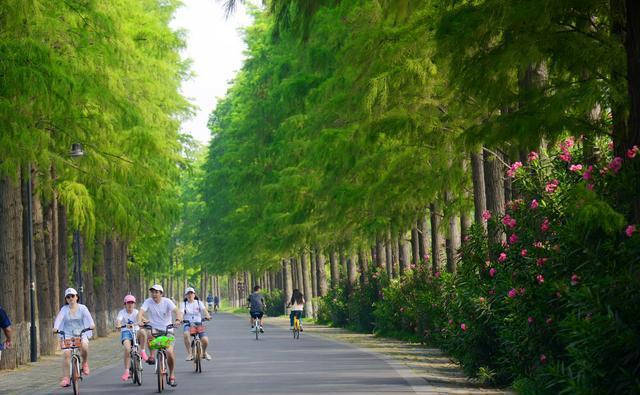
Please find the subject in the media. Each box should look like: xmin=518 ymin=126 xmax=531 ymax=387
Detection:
xmin=320 ymin=138 xmax=640 ymax=393
xmin=263 ymin=289 xmax=285 ymax=316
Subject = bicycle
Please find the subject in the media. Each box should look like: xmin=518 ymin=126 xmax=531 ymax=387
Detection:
xmin=146 ymin=324 xmax=175 ymax=393
xmin=183 ymin=318 xmax=210 ymax=373
xmin=118 ymin=322 xmax=143 ymax=386
xmin=58 ymin=328 xmax=91 ymax=395
xmin=292 ymin=314 xmax=301 ymax=340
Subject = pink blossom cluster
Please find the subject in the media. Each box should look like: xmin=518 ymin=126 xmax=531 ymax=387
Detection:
xmin=506 ymin=161 xmax=523 ymax=178
xmin=569 ymin=164 xmax=583 ymax=172
xmin=536 ymin=274 xmax=545 ymax=284
xmin=608 ymin=157 xmax=623 ymax=173
xmin=489 ymin=268 xmax=497 ymax=278
xmin=502 ymin=214 xmax=517 ymax=229
xmin=558 ymin=137 xmax=574 ymax=162
xmin=482 ymin=210 xmax=492 ymax=221
xmin=528 ymin=151 xmax=539 ymax=162
xmin=571 ymin=274 xmax=580 ymax=286
xmin=509 ymin=233 xmax=519 ymax=244
xmin=545 ymin=179 xmax=559 ymax=193
xmin=626 ymin=225 xmax=636 ymax=237
xmin=498 ymin=252 xmax=507 ymax=262
xmin=540 ymin=218 xmax=550 ymax=232
xmin=582 ymin=165 xmax=594 ymax=180
xmin=530 ymin=199 xmax=539 ymax=209
xmin=536 ymin=257 xmax=548 ymax=266
xmin=627 ymin=145 xmax=639 ymax=158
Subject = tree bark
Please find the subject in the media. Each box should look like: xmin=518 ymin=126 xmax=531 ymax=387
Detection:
xmin=283 ymin=259 xmax=292 ymax=311
xmin=445 ymin=192 xmax=461 ymax=273
xmin=93 ymin=237 xmax=108 ymax=337
xmin=484 ymin=148 xmax=506 ymax=248
xmin=346 ymin=254 xmax=357 ymax=297
xmin=385 ymin=229 xmax=393 ymax=277
xmin=410 ymin=225 xmax=419 ymax=265
xmin=430 ymin=202 xmax=444 ymax=273
xmin=357 ymin=248 xmax=367 ymax=285
xmin=398 ymin=232 xmax=409 ymax=275
xmin=417 ymin=215 xmax=428 ymax=262
xmin=295 ymin=257 xmax=303 ymax=293
xmin=316 ymin=249 xmax=328 ymax=297
xmin=57 ymin=204 xmax=68 ymax=296
xmin=374 ymin=237 xmax=385 ymax=271
xmin=310 ymin=249 xmax=318 ymax=298
xmin=329 ymin=250 xmax=339 ymax=289
xmin=300 ymin=251 xmax=314 ymax=317
xmin=471 ymin=149 xmax=487 ymax=228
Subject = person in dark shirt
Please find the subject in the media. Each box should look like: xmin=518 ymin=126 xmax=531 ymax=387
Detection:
xmin=0 ymin=306 xmax=13 ymax=352
xmin=247 ymin=285 xmax=266 ymax=333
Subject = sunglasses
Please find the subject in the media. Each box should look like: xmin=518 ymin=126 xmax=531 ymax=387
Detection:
xmin=65 ymin=294 xmax=77 ymax=299
xmin=125 ymin=301 xmax=135 ymax=304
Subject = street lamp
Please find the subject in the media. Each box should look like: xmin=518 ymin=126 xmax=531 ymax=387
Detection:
xmin=70 ymin=143 xmax=85 ymax=303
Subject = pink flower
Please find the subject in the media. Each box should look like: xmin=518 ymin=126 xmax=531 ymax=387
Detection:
xmin=527 ymin=316 xmax=534 ymax=324
xmin=502 ymin=214 xmax=517 ymax=229
xmin=423 ymin=254 xmax=430 ymax=261
xmin=541 ymin=218 xmax=550 ymax=232
xmin=625 ymin=225 xmax=636 ymax=237
xmin=460 ymin=323 xmax=467 ymax=331
xmin=582 ymin=165 xmax=594 ymax=180
xmin=545 ymin=179 xmax=559 ymax=193
xmin=540 ymin=354 xmax=547 ymax=364
xmin=519 ymin=288 xmax=526 ymax=295
xmin=520 ymin=249 xmax=527 ymax=257
xmin=586 ymin=183 xmax=595 ymax=191
xmin=434 ymin=271 xmax=441 ymax=278
xmin=608 ymin=141 xmax=614 ymax=151
xmin=509 ymin=233 xmax=519 ymax=244
xmin=564 ymin=137 xmax=575 ymax=148
xmin=489 ymin=268 xmax=497 ymax=278
xmin=530 ymin=199 xmax=539 ymax=209
xmin=448 ymin=319 xmax=453 ymax=325
xmin=528 ymin=151 xmax=539 ymax=162
xmin=409 ymin=264 xmax=416 ymax=269
xmin=536 ymin=257 xmax=548 ymax=266
xmin=627 ymin=145 xmax=639 ymax=159
xmin=533 ymin=241 xmax=543 ymax=248
xmin=506 ymin=161 xmax=523 ymax=178
xmin=498 ymin=253 xmax=507 ymax=262
xmin=536 ymin=274 xmax=545 ymax=284
xmin=546 ymin=318 xmax=553 ymax=325
xmin=608 ymin=157 xmax=623 ymax=173
xmin=559 ymin=150 xmax=572 ymax=162
xmin=571 ymin=274 xmax=580 ymax=286
xmin=508 ymin=288 xmax=517 ymax=298
xmin=482 ymin=210 xmax=492 ymax=221
xmin=569 ymin=164 xmax=583 ymax=172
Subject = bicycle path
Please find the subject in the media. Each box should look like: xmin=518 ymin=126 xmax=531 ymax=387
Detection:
xmin=1 ymin=313 xmax=511 ymax=394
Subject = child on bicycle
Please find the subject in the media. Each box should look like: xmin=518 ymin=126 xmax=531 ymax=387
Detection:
xmin=53 ymin=288 xmax=95 ymax=388
xmin=180 ymin=287 xmax=212 ymax=361
xmin=247 ymin=285 xmax=266 ymax=333
xmin=286 ymin=289 xmax=305 ymax=331
xmin=115 ymin=294 xmax=148 ymax=382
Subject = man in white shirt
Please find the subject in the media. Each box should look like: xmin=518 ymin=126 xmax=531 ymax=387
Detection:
xmin=138 ymin=284 xmax=182 ymax=387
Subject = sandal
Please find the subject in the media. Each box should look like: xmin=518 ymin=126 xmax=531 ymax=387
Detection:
xmin=60 ymin=377 xmax=71 ymax=387
xmin=82 ymin=361 xmax=90 ymax=376
xmin=120 ymin=371 xmax=130 ymax=382
xmin=169 ymin=376 xmax=177 ymax=387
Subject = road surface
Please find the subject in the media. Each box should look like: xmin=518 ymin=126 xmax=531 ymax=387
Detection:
xmin=39 ymin=313 xmax=423 ymax=394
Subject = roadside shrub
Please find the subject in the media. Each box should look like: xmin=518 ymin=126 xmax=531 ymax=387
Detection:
xmin=263 ymin=289 xmax=284 ymax=316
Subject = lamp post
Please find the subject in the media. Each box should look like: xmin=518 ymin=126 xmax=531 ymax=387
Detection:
xmin=26 ymin=164 xmax=37 ymax=362
xmin=70 ymin=143 xmax=85 ymax=303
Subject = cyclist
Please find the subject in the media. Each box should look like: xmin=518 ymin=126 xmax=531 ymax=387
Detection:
xmin=138 ymin=284 xmax=182 ymax=388
xmin=206 ymin=294 xmax=214 ymax=312
xmin=180 ymin=287 xmax=212 ymax=361
xmin=286 ymin=289 xmax=305 ymax=331
xmin=0 ymin=305 xmax=12 ymax=361
xmin=115 ymin=294 xmax=148 ymax=382
xmin=53 ymin=288 xmax=95 ymax=388
xmin=213 ymin=295 xmax=220 ymax=312
xmin=247 ymin=285 xmax=266 ymax=333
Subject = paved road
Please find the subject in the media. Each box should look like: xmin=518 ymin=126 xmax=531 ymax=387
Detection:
xmin=37 ymin=313 xmax=421 ymax=394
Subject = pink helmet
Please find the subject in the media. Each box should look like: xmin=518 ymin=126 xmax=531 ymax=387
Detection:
xmin=123 ymin=294 xmax=136 ymax=304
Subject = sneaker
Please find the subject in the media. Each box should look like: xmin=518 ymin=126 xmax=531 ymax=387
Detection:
xmin=146 ymin=357 xmax=155 ymax=365
xmin=169 ymin=377 xmax=177 ymax=387
xmin=289 ymin=326 xmax=293 ymax=331
xmin=59 ymin=377 xmax=70 ymax=387
xmin=120 ymin=371 xmax=130 ymax=382
xmin=204 ymin=352 xmax=212 ymax=360
xmin=300 ymin=327 xmax=304 ymax=332
xmin=259 ymin=326 xmax=264 ymax=333
xmin=82 ymin=361 xmax=90 ymax=375
xmin=140 ymin=350 xmax=149 ymax=361
xmin=185 ymin=354 xmax=193 ymax=361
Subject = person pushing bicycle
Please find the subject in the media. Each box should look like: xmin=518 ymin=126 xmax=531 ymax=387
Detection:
xmin=116 ymin=294 xmax=148 ymax=382
xmin=138 ymin=284 xmax=182 ymax=388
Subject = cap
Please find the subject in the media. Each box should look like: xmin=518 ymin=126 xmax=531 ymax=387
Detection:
xmin=184 ymin=287 xmax=195 ymax=295
xmin=149 ymin=284 xmax=164 ymax=293
xmin=64 ymin=288 xmax=78 ymax=297
xmin=123 ymin=294 xmax=136 ymax=304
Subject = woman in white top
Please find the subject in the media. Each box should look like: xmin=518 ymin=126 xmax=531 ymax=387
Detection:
xmin=286 ymin=289 xmax=305 ymax=331
xmin=115 ymin=294 xmax=148 ymax=382
xmin=53 ymin=288 xmax=95 ymax=388
xmin=180 ymin=287 xmax=212 ymax=361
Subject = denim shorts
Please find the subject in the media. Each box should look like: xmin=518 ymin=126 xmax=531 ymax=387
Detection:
xmin=120 ymin=330 xmax=134 ymax=344
xmin=183 ymin=323 xmax=207 ymax=337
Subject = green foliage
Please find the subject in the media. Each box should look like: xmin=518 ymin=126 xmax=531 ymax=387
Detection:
xmin=263 ymin=289 xmax=285 ymax=316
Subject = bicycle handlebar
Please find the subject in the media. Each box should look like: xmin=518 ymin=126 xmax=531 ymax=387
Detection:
xmin=56 ymin=328 xmax=92 ymax=338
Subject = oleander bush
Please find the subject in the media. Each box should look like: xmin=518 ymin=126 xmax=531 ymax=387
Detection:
xmin=322 ymin=138 xmax=640 ymax=394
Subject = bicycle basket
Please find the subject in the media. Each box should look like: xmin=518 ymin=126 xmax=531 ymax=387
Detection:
xmin=189 ymin=326 xmax=205 ymax=335
xmin=149 ymin=335 xmax=174 ymax=350
xmin=60 ymin=337 xmax=83 ymax=349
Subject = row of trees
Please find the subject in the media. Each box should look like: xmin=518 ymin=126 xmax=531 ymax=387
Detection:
xmin=195 ymin=1 xmax=639 ymax=297
xmin=0 ymin=0 xmax=190 ymax=369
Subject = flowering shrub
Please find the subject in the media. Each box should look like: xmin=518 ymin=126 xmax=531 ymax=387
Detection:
xmin=321 ymin=137 xmax=640 ymax=393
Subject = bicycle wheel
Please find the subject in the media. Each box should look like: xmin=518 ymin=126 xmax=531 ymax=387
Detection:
xmin=195 ymin=340 xmax=202 ymax=373
xmin=71 ymin=355 xmax=81 ymax=395
xmin=133 ymin=353 xmax=143 ymax=385
xmin=156 ymin=351 xmax=164 ymax=393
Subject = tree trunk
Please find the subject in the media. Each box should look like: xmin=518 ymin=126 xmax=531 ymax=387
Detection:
xmin=295 ymin=257 xmax=303 ymax=293
xmin=283 ymin=259 xmax=292 ymax=311
xmin=93 ymin=237 xmax=109 ymax=337
xmin=346 ymin=254 xmax=357 ymax=297
xmin=316 ymin=249 xmax=328 ymax=297
xmin=484 ymin=148 xmax=506 ymax=248
xmin=45 ymin=170 xmax=60 ymax=314
xmin=385 ymin=229 xmax=393 ymax=277
xmin=445 ymin=192 xmax=461 ymax=273
xmin=329 ymin=250 xmax=339 ymax=289
xmin=374 ymin=237 xmax=385 ymax=271
xmin=417 ymin=215 xmax=428 ymax=262
xmin=310 ymin=249 xmax=318 ymax=298
xmin=430 ymin=202 xmax=444 ymax=273
xmin=398 ymin=232 xmax=409 ymax=275
xmin=300 ymin=251 xmax=314 ymax=317
xmin=357 ymin=248 xmax=367 ymax=285
xmin=471 ymin=149 xmax=487 ymax=229
xmin=57 ymin=204 xmax=68 ymax=296
xmin=410 ymin=225 xmax=419 ymax=265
